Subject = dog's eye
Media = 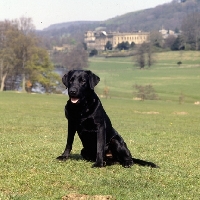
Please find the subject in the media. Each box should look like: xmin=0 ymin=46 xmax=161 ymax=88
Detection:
xmin=80 ymin=79 xmax=86 ymax=84
xmin=69 ymin=78 xmax=74 ymax=83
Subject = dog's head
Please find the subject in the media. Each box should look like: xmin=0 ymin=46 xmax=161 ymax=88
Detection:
xmin=62 ymin=70 xmax=100 ymax=103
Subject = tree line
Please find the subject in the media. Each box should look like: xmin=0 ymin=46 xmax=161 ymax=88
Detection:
xmin=150 ymin=11 xmax=200 ymax=51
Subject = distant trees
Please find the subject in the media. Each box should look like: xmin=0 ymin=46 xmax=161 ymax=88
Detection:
xmin=171 ymin=35 xmax=185 ymax=50
xmin=62 ymin=45 xmax=88 ymax=70
xmin=134 ymin=43 xmax=155 ymax=69
xmin=135 ymin=44 xmax=145 ymax=69
xmin=89 ymin=49 xmax=98 ymax=57
xmin=150 ymin=31 xmax=163 ymax=48
xmin=0 ymin=17 xmax=60 ymax=92
xmin=105 ymin=41 xmax=112 ymax=50
xmin=163 ymin=35 xmax=177 ymax=49
xmin=130 ymin=42 xmax=136 ymax=49
xmin=117 ymin=41 xmax=130 ymax=50
xmin=181 ymin=12 xmax=200 ymax=50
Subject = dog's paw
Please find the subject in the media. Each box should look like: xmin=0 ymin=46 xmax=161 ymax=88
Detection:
xmin=56 ymin=155 xmax=68 ymax=161
xmin=122 ymin=160 xmax=134 ymax=168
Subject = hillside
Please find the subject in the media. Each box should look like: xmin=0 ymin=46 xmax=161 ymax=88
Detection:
xmin=43 ymin=21 xmax=100 ymax=31
xmin=103 ymin=0 xmax=200 ymax=32
xmin=39 ymin=0 xmax=200 ymax=44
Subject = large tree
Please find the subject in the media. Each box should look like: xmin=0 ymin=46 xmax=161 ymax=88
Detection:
xmin=0 ymin=20 xmax=17 ymax=91
xmin=135 ymin=44 xmax=145 ymax=69
xmin=0 ymin=17 xmax=60 ymax=92
xmin=13 ymin=17 xmax=37 ymax=92
xmin=26 ymin=47 xmax=60 ymax=92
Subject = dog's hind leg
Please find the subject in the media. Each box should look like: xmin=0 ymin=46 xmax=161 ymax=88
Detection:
xmin=109 ymin=135 xmax=133 ymax=168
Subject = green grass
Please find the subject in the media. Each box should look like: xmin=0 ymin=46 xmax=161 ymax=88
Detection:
xmin=0 ymin=92 xmax=200 ymax=199
xmin=89 ymin=51 xmax=200 ymax=102
xmin=0 ymin=51 xmax=200 ymax=199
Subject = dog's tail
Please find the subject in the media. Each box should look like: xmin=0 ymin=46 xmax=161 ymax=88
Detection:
xmin=132 ymin=158 xmax=159 ymax=168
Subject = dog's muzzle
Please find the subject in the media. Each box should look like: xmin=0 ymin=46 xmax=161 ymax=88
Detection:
xmin=69 ymin=88 xmax=79 ymax=103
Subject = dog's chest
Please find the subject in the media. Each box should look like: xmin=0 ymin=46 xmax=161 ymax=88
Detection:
xmin=78 ymin=117 xmax=98 ymax=133
xmin=66 ymin=98 xmax=103 ymax=135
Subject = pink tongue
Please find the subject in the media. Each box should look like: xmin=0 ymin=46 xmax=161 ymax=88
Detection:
xmin=71 ymin=98 xmax=79 ymax=103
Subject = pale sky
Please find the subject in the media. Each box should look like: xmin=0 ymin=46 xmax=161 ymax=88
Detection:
xmin=0 ymin=0 xmax=172 ymax=30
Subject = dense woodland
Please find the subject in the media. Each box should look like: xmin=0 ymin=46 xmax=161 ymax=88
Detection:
xmin=1 ymin=0 xmax=200 ymax=92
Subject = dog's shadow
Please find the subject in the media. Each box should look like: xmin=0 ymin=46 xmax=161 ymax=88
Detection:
xmin=68 ymin=154 xmax=117 ymax=166
xmin=69 ymin=154 xmax=83 ymax=161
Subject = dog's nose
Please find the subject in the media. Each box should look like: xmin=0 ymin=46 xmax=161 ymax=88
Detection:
xmin=69 ymin=88 xmax=77 ymax=95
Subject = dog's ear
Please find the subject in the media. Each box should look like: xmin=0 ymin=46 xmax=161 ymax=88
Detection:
xmin=62 ymin=70 xmax=73 ymax=88
xmin=86 ymin=70 xmax=100 ymax=89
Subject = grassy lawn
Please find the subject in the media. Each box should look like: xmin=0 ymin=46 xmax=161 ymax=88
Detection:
xmin=0 ymin=92 xmax=199 ymax=199
xmin=0 ymin=51 xmax=200 ymax=199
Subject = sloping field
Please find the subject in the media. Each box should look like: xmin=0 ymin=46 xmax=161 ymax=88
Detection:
xmin=89 ymin=51 xmax=200 ymax=103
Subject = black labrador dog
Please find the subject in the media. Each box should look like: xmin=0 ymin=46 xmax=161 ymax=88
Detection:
xmin=57 ymin=70 xmax=158 ymax=168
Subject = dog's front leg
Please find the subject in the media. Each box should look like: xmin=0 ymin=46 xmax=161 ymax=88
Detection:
xmin=56 ymin=121 xmax=76 ymax=161
xmin=92 ymin=122 xmax=106 ymax=168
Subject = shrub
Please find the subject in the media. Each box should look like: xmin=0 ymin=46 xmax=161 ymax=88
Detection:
xmin=177 ymin=61 xmax=182 ymax=66
xmin=133 ymin=84 xmax=158 ymax=100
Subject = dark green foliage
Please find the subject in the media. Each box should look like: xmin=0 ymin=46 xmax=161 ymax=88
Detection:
xmin=105 ymin=41 xmax=112 ymax=50
xmin=116 ymin=41 xmax=130 ymax=50
xmin=177 ymin=61 xmax=182 ymax=66
xmin=89 ymin=49 xmax=98 ymax=57
xmin=136 ymin=47 xmax=145 ymax=69
xmin=171 ymin=35 xmax=185 ymax=50
xmin=130 ymin=42 xmax=136 ymax=49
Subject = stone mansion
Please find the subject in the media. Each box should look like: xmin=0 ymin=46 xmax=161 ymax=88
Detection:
xmin=84 ymin=30 xmax=150 ymax=50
